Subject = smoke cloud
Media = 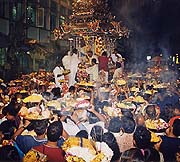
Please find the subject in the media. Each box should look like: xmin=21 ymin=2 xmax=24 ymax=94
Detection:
xmin=109 ymin=0 xmax=180 ymax=69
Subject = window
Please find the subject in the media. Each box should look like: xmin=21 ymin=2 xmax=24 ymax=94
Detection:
xmin=10 ymin=2 xmax=23 ymax=21
xmin=60 ymin=6 xmax=66 ymax=16
xmin=37 ymin=8 xmax=44 ymax=27
xmin=26 ymin=4 xmax=36 ymax=25
xmin=0 ymin=48 xmax=6 ymax=66
xmin=50 ymin=13 xmax=56 ymax=30
xmin=51 ymin=1 xmax=57 ymax=12
xmin=0 ymin=0 xmax=8 ymax=18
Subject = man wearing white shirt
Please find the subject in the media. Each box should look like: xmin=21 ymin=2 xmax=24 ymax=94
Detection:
xmin=53 ymin=62 xmax=64 ymax=87
xmin=111 ymin=48 xmax=124 ymax=70
xmin=68 ymin=48 xmax=80 ymax=86
xmin=86 ymin=58 xmax=99 ymax=82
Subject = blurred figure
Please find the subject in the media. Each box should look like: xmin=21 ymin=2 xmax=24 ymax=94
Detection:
xmin=102 ymin=132 xmax=121 ymax=162
xmin=120 ymin=148 xmax=144 ymax=162
xmin=53 ymin=62 xmax=64 ymax=87
xmin=86 ymin=58 xmax=99 ymax=82
xmin=98 ymin=51 xmax=109 ymax=83
xmin=133 ymin=126 xmax=151 ymax=150
xmin=159 ymin=119 xmax=180 ymax=162
xmin=68 ymin=48 xmax=80 ymax=86
xmin=0 ymin=145 xmax=20 ymax=162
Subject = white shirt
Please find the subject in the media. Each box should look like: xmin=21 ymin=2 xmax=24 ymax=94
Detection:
xmin=53 ymin=66 xmax=64 ymax=87
xmin=86 ymin=64 xmax=99 ymax=81
xmin=111 ymin=53 xmax=123 ymax=63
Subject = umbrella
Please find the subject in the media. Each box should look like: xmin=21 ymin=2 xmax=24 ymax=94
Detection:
xmin=23 ymin=93 xmax=43 ymax=103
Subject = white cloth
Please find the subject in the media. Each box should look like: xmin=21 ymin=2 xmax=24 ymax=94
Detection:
xmin=62 ymin=119 xmax=106 ymax=137
xmin=53 ymin=66 xmax=64 ymax=87
xmin=111 ymin=53 xmax=123 ymax=63
xmin=86 ymin=64 xmax=99 ymax=81
xmin=68 ymin=54 xmax=80 ymax=86
xmin=113 ymin=67 xmax=123 ymax=80
xmin=62 ymin=55 xmax=71 ymax=70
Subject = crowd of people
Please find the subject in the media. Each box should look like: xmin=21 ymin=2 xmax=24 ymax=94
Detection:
xmin=0 ymin=48 xmax=179 ymax=162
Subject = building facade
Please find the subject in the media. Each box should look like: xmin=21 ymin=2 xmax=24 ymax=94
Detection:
xmin=0 ymin=0 xmax=72 ymax=80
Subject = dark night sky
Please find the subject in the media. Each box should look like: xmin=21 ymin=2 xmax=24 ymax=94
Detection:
xmin=109 ymin=0 xmax=180 ymax=62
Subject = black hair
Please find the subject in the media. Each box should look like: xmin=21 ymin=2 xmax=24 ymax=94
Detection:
xmin=116 ymin=62 xmax=122 ymax=69
xmin=34 ymin=120 xmax=48 ymax=136
xmin=172 ymin=102 xmax=180 ymax=111
xmin=72 ymin=48 xmax=78 ymax=54
xmin=102 ymin=132 xmax=121 ymax=162
xmin=121 ymin=109 xmax=133 ymax=119
xmin=0 ymin=145 xmax=20 ymax=162
xmin=90 ymin=125 xmax=104 ymax=142
xmin=2 ymin=103 xmax=19 ymax=117
xmin=41 ymin=91 xmax=53 ymax=101
xmin=0 ymin=120 xmax=16 ymax=140
xmin=102 ymin=51 xmax=107 ymax=56
xmin=76 ymin=130 xmax=88 ymax=139
xmin=133 ymin=126 xmax=151 ymax=149
xmin=121 ymin=116 xmax=136 ymax=133
xmin=145 ymin=105 xmax=156 ymax=120
xmin=172 ymin=118 xmax=180 ymax=137
xmin=108 ymin=117 xmax=122 ymax=133
xmin=120 ymin=148 xmax=144 ymax=162
xmin=47 ymin=121 xmax=63 ymax=142
xmin=144 ymin=147 xmax=160 ymax=162
xmin=69 ymin=86 xmax=76 ymax=92
xmin=92 ymin=58 xmax=97 ymax=64
xmin=51 ymin=87 xmax=61 ymax=99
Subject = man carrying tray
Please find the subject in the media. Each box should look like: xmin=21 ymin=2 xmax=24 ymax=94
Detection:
xmin=53 ymin=62 xmax=65 ymax=88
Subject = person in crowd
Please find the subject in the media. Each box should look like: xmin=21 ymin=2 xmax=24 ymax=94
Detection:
xmin=86 ymin=50 xmax=98 ymax=65
xmin=13 ymin=119 xmax=48 ymax=154
xmin=86 ymin=58 xmax=99 ymax=82
xmin=118 ymin=116 xmax=136 ymax=152
xmin=53 ymin=62 xmax=65 ymax=88
xmin=98 ymin=51 xmax=109 ymax=83
xmin=168 ymin=102 xmax=180 ymax=126
xmin=159 ymin=118 xmax=180 ymax=162
xmin=90 ymin=125 xmax=104 ymax=142
xmin=33 ymin=121 xmax=66 ymax=162
xmin=133 ymin=126 xmax=151 ymax=149
xmin=111 ymin=48 xmax=124 ymax=70
xmin=113 ymin=62 xmax=123 ymax=81
xmin=68 ymin=48 xmax=80 ymax=86
xmin=0 ymin=101 xmax=21 ymax=138
xmin=102 ymin=132 xmax=121 ymax=162
xmin=0 ymin=145 xmax=20 ymax=162
xmin=144 ymin=147 xmax=160 ymax=162
xmin=75 ymin=130 xmax=89 ymax=139
xmin=51 ymin=87 xmax=62 ymax=99
xmin=120 ymin=148 xmax=144 ymax=162
xmin=135 ymin=114 xmax=145 ymax=126
xmin=62 ymin=51 xmax=71 ymax=70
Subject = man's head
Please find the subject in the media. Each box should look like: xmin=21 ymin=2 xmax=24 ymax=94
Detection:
xmin=172 ymin=118 xmax=180 ymax=137
xmin=47 ymin=121 xmax=63 ymax=142
xmin=121 ymin=116 xmax=136 ymax=134
xmin=133 ymin=126 xmax=151 ymax=149
xmin=34 ymin=120 xmax=48 ymax=136
xmin=92 ymin=58 xmax=97 ymax=65
xmin=108 ymin=117 xmax=122 ymax=133
xmin=72 ymin=48 xmax=78 ymax=54
xmin=172 ymin=103 xmax=180 ymax=116
xmin=87 ymin=50 xmax=93 ymax=57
